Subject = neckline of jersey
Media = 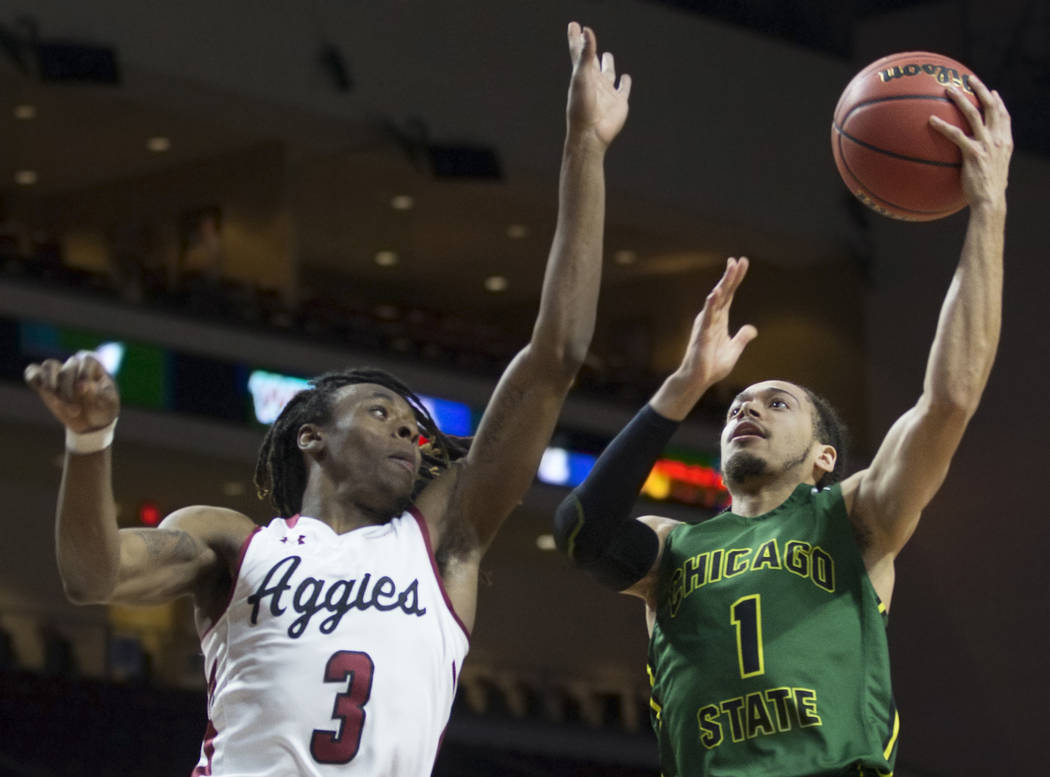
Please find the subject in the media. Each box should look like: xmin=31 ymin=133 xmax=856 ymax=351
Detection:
xmin=725 ymin=482 xmax=816 ymax=522
xmin=291 ymin=514 xmax=398 ymax=537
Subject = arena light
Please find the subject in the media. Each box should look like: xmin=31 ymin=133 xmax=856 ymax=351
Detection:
xmin=417 ymin=395 xmax=472 ymax=437
xmin=538 ymin=446 xmax=727 ymax=506
xmin=537 ymin=447 xmax=596 ymax=488
xmin=246 ymin=369 xmax=473 ymax=436
xmin=93 ymin=341 xmax=126 ymax=376
xmin=247 ymin=371 xmax=310 ymax=425
xmin=138 ymin=501 xmax=161 ymax=527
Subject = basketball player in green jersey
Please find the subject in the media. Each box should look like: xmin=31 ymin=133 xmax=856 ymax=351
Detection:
xmin=554 ymin=76 xmax=1012 ymax=776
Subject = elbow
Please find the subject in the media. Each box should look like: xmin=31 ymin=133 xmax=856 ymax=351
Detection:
xmin=925 ymin=384 xmax=982 ymax=422
xmin=59 ymin=571 xmax=116 ymax=606
xmin=529 ymin=338 xmax=589 ymax=385
xmin=61 ymin=583 xmax=109 ymax=606
xmin=561 ymin=339 xmax=591 ymax=376
xmin=552 ymin=494 xmax=582 ymax=560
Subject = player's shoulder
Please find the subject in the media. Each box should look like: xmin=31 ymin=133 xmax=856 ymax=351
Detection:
xmin=836 ymin=469 xmax=867 ymax=516
xmin=160 ymin=505 xmax=256 ymax=550
xmin=637 ymin=513 xmax=684 ymax=539
xmin=412 ymin=459 xmax=469 ymax=541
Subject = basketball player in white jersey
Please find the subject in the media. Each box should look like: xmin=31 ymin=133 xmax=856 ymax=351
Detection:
xmin=24 ymin=23 xmax=631 ymax=777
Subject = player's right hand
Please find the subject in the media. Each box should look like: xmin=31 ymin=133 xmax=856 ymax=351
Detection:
xmin=930 ymin=73 xmax=1012 ymax=209
xmin=566 ymin=22 xmax=631 ymax=150
xmin=24 ymin=351 xmax=120 ymax=433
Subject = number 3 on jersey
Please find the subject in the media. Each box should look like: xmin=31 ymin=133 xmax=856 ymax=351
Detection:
xmin=310 ymin=650 xmax=375 ymax=764
xmin=730 ymin=595 xmax=765 ymax=678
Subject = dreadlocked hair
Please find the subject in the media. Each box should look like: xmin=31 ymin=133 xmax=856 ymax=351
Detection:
xmin=253 ymin=366 xmax=470 ymax=518
xmin=799 ymin=385 xmax=850 ymax=489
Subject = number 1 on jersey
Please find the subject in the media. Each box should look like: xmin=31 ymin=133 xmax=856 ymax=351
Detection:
xmin=730 ymin=594 xmax=765 ymax=678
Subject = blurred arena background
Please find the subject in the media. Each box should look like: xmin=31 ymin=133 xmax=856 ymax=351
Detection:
xmin=0 ymin=1 xmax=1047 ymax=775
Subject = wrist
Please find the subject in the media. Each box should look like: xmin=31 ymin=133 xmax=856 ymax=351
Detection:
xmin=969 ymin=196 xmax=1007 ymax=220
xmin=66 ymin=419 xmax=117 ymax=455
xmin=563 ymin=128 xmax=608 ymax=158
xmin=651 ymin=372 xmax=710 ymax=421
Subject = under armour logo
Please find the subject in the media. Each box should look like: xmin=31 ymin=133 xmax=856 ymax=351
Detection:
xmin=280 ymin=535 xmax=307 ymax=544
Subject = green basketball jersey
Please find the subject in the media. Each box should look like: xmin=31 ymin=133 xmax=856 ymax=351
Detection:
xmin=647 ymin=483 xmax=899 ymax=777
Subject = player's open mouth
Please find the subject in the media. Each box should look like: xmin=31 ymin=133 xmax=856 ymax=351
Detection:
xmin=730 ymin=422 xmax=766 ymax=441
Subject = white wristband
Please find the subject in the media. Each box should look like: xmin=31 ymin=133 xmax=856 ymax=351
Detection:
xmin=65 ymin=419 xmax=118 ymax=455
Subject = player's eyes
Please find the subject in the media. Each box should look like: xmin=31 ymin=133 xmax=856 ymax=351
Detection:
xmin=370 ymin=405 xmax=388 ymax=418
xmin=728 ymin=407 xmax=740 ymax=418
xmin=770 ymin=399 xmax=787 ymax=409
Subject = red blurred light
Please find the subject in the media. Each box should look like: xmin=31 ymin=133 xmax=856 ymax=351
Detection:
xmin=138 ymin=501 xmax=161 ymax=527
xmin=652 ymin=459 xmax=727 ymax=493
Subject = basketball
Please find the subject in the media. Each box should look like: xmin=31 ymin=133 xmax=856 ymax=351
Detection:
xmin=831 ymin=51 xmax=981 ymax=221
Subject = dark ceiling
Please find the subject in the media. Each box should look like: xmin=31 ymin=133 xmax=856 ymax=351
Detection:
xmin=650 ymin=0 xmax=1050 ymax=156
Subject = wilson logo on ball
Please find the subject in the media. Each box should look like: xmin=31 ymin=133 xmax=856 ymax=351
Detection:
xmin=831 ymin=51 xmax=981 ymax=222
xmin=877 ymin=61 xmax=975 ymax=92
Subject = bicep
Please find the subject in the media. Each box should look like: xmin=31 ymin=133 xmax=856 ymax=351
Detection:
xmin=110 ymin=527 xmax=215 ymax=604
xmin=852 ymin=398 xmax=972 ymax=556
xmin=109 ymin=506 xmax=253 ymax=605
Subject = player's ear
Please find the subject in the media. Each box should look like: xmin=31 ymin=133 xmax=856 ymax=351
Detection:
xmin=297 ymin=424 xmax=324 ymax=454
xmin=813 ymin=443 xmax=836 ymax=482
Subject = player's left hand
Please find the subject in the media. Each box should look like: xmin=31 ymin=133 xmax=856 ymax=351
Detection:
xmin=566 ymin=22 xmax=631 ymax=149
xmin=674 ymin=257 xmax=757 ymax=390
xmin=930 ymin=73 xmax=1013 ymax=209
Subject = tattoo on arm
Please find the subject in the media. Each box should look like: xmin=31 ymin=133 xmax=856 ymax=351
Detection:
xmin=138 ymin=529 xmax=199 ymax=563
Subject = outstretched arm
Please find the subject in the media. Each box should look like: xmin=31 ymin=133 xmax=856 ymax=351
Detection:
xmin=25 ymin=352 xmax=252 ymax=607
xmin=420 ymin=22 xmax=631 ymax=556
xmin=554 ymin=258 xmax=756 ymax=600
xmin=844 ymin=75 xmax=1012 ymax=594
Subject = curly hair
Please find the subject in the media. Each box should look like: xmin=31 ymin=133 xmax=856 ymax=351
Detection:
xmin=253 ymin=366 xmax=470 ymax=518
xmin=799 ymin=385 xmax=850 ymax=489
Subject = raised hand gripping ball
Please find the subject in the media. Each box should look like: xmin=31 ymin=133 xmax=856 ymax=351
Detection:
xmin=831 ymin=51 xmax=981 ymax=221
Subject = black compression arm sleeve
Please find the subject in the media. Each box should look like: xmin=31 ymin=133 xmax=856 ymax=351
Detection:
xmin=553 ymin=404 xmax=679 ymax=590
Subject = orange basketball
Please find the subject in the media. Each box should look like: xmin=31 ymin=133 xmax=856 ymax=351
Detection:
xmin=831 ymin=51 xmax=980 ymax=221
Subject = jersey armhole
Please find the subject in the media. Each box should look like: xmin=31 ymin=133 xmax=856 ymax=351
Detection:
xmin=408 ymin=506 xmax=472 ymax=641
xmin=198 ymin=525 xmax=261 ymax=639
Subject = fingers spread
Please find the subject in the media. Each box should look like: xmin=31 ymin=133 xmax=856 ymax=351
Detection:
xmin=966 ymin=73 xmax=995 ymax=111
xmin=567 ymin=21 xmax=584 ymax=62
xmin=945 ymin=86 xmax=983 ymax=139
xmin=581 ymin=26 xmax=596 ymax=63
xmin=732 ymin=324 xmax=759 ymax=352
xmin=986 ymin=88 xmax=1012 ymax=137
xmin=929 ymin=114 xmax=968 ymax=146
xmin=618 ymin=72 xmax=633 ymax=98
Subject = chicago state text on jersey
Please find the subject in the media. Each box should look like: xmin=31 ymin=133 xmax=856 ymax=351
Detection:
xmin=666 ymin=539 xmax=835 ymax=617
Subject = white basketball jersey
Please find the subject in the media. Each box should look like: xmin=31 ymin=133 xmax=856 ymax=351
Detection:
xmin=192 ymin=508 xmax=470 ymax=777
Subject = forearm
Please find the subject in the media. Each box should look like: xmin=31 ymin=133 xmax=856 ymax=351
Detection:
xmin=923 ymin=201 xmax=1005 ymax=411
xmin=530 ymin=134 xmax=607 ymax=373
xmin=56 ymin=449 xmax=121 ymax=603
xmin=553 ymin=404 xmax=675 ymax=587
